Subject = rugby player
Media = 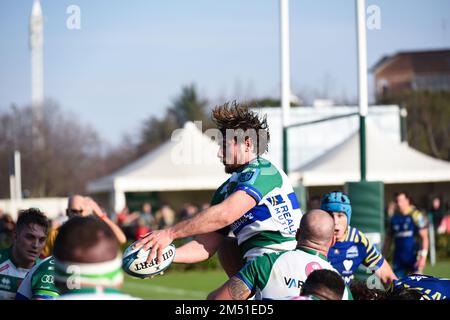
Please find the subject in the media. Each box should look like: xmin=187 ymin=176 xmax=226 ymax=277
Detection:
xmin=387 ymin=274 xmax=450 ymax=300
xmin=53 ymin=216 xmax=136 ymax=299
xmin=320 ymin=191 xmax=397 ymax=286
xmin=16 ymin=195 xmax=126 ymax=300
xmin=134 ymin=102 xmax=303 ymax=276
xmin=298 ymin=269 xmax=347 ymax=300
xmin=206 ymin=210 xmax=351 ymax=300
xmin=15 ymin=255 xmax=58 ymax=300
xmin=0 ymin=208 xmax=49 ymax=299
xmin=383 ymin=192 xmax=429 ymax=277
xmin=41 ymin=194 xmax=126 ymax=258
xmin=351 ymin=274 xmax=450 ymax=300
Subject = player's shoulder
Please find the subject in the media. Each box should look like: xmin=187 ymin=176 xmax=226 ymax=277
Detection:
xmin=411 ymin=206 xmax=426 ymax=218
xmin=259 ymin=250 xmax=287 ymax=263
xmin=36 ymin=256 xmax=55 ymax=273
xmin=244 ymin=157 xmax=278 ymax=174
xmin=342 ymin=226 xmax=361 ymax=242
xmin=352 ymin=227 xmax=369 ymax=243
xmin=211 ymin=178 xmax=231 ymax=204
xmin=238 ymin=157 xmax=282 ymax=184
xmin=410 ymin=207 xmax=427 ymax=228
xmin=245 ymin=250 xmax=287 ymax=272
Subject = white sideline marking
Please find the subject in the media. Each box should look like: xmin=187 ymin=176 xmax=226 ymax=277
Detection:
xmin=123 ymin=281 xmax=208 ymax=298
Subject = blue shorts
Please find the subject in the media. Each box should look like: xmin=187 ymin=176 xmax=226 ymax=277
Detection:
xmin=393 ymin=254 xmax=417 ymax=278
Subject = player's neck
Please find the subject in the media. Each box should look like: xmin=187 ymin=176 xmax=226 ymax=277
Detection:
xmin=400 ymin=205 xmax=413 ymax=215
xmin=297 ymin=242 xmax=328 ymax=259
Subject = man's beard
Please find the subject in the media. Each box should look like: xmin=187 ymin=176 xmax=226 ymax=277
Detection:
xmin=223 ymin=160 xmax=244 ymax=174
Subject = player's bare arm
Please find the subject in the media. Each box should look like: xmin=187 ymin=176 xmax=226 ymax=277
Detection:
xmin=173 ymin=232 xmax=224 ymax=264
xmin=134 ymin=190 xmax=256 ymax=263
xmin=86 ymin=197 xmax=127 ymax=245
xmin=375 ymin=260 xmax=398 ymax=285
xmin=416 ymin=228 xmax=429 ymax=273
xmin=207 ymin=276 xmax=252 ymax=300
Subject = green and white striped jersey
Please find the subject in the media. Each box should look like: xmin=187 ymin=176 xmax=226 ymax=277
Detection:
xmin=236 ymin=247 xmax=351 ymax=300
xmin=212 ymin=157 xmax=303 ymax=259
xmin=16 ymin=256 xmax=59 ymax=300
xmin=0 ymin=247 xmax=34 ymax=300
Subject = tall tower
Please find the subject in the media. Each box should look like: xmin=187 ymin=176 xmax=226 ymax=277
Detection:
xmin=30 ymin=0 xmax=44 ymax=125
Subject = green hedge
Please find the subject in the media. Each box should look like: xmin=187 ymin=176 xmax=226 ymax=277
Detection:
xmin=436 ymin=234 xmax=450 ymax=259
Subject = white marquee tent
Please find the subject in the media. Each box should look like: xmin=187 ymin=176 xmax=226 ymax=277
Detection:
xmin=88 ymin=114 xmax=450 ymax=212
xmin=87 ymin=122 xmax=228 ymax=211
xmin=289 ymin=122 xmax=450 ymax=186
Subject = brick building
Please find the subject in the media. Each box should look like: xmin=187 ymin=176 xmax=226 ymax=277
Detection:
xmin=372 ymin=49 xmax=450 ymax=100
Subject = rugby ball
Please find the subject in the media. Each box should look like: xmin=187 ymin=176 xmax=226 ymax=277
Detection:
xmin=122 ymin=241 xmax=176 ymax=279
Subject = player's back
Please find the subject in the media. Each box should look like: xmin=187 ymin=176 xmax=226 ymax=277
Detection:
xmin=394 ymin=274 xmax=450 ymax=300
xmin=238 ymin=248 xmax=337 ymax=300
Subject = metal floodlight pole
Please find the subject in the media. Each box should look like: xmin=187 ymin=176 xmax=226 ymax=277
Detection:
xmin=356 ymin=0 xmax=368 ymax=181
xmin=14 ymin=151 xmax=22 ymax=201
xmin=280 ymin=0 xmax=291 ymax=173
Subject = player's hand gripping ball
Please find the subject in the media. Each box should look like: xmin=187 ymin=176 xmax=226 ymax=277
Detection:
xmin=122 ymin=241 xmax=176 ymax=279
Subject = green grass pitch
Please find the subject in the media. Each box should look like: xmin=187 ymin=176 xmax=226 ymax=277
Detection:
xmin=121 ymin=260 xmax=450 ymax=299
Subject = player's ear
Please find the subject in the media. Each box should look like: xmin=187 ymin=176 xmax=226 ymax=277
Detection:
xmin=244 ymin=136 xmax=254 ymax=153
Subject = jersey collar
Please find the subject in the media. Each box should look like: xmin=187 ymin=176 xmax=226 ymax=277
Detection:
xmin=234 ymin=156 xmax=260 ymax=173
xmin=297 ymin=247 xmax=328 ymax=261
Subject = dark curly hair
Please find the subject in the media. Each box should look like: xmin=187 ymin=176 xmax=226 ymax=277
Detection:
xmin=350 ymin=280 xmax=385 ymax=300
xmin=16 ymin=208 xmax=50 ymax=234
xmin=212 ymin=101 xmax=270 ymax=155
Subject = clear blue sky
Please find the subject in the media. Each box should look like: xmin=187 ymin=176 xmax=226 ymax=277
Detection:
xmin=1 ymin=0 xmax=449 ymax=145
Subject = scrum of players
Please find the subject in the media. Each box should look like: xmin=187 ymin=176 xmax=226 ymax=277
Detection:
xmin=0 ymin=102 xmax=449 ymax=300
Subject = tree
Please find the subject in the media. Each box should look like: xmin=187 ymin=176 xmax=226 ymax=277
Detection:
xmin=137 ymin=84 xmax=212 ymax=155
xmin=0 ymin=101 xmax=112 ymax=198
xmin=171 ymin=84 xmax=210 ymax=126
xmin=377 ymin=89 xmax=450 ymax=161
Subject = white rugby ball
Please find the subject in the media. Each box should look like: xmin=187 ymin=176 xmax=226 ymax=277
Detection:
xmin=122 ymin=241 xmax=176 ymax=279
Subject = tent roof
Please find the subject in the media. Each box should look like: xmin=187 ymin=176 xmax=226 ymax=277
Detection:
xmin=87 ymin=122 xmax=229 ymax=193
xmin=289 ymin=123 xmax=450 ymax=186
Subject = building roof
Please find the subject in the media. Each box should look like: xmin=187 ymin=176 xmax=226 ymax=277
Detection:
xmin=87 ymin=122 xmax=228 ymax=193
xmin=289 ymin=122 xmax=450 ymax=186
xmin=371 ymin=48 xmax=450 ymax=74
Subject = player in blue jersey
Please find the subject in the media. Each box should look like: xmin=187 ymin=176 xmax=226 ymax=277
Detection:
xmin=388 ymin=274 xmax=450 ymax=300
xmin=320 ymin=191 xmax=397 ymax=286
xmin=352 ymin=274 xmax=450 ymax=300
xmin=383 ymin=192 xmax=429 ymax=278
